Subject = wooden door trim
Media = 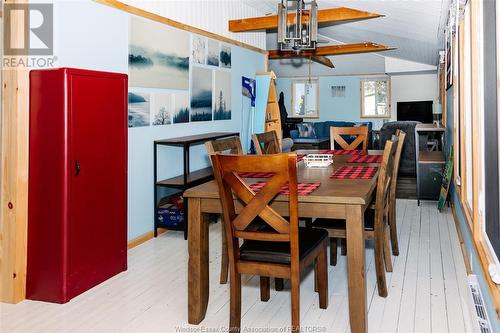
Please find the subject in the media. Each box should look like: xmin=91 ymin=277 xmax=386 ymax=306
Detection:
xmin=0 ymin=1 xmax=30 ymax=303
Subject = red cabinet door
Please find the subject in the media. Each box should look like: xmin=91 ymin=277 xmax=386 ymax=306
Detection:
xmin=67 ymin=71 xmax=127 ymax=298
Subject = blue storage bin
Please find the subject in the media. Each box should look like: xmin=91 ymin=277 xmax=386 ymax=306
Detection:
xmin=158 ymin=204 xmax=184 ymax=226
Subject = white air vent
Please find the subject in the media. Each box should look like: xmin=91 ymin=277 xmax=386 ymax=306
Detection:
xmin=468 ymin=275 xmax=493 ymax=333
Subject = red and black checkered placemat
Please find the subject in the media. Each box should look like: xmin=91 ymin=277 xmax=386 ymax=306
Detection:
xmin=348 ymin=155 xmax=383 ymax=163
xmin=238 ymin=172 xmax=275 ymax=178
xmin=296 ymin=154 xmax=306 ymax=162
xmin=249 ymin=181 xmax=321 ymax=196
xmin=330 ymin=166 xmax=378 ymax=179
xmin=319 ymin=150 xmax=363 ymax=155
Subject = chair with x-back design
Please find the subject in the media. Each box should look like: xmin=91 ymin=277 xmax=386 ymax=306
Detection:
xmin=211 ymin=153 xmax=329 ymax=332
xmin=252 ymin=131 xmax=281 ymax=154
xmin=330 ymin=126 xmax=369 ymax=153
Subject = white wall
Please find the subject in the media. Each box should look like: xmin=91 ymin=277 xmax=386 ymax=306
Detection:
xmin=390 ymin=73 xmax=438 ymax=120
xmin=122 ymin=0 xmax=267 ymax=50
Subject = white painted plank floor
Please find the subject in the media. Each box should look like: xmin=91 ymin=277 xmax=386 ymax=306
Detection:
xmin=0 ymin=200 xmax=476 ymax=333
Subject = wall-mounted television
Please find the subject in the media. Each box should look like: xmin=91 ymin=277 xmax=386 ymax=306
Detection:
xmin=397 ymin=101 xmax=433 ymax=123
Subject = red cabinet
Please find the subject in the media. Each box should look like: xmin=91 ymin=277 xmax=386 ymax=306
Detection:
xmin=27 ymin=68 xmax=128 ymax=303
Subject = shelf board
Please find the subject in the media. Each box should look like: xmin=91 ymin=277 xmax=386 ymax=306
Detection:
xmin=418 ymin=151 xmax=445 ymax=164
xmin=156 ymin=167 xmax=213 ymax=187
xmin=154 ymin=132 xmax=239 ymax=146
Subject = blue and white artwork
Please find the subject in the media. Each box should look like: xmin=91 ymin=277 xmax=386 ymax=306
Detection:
xmin=207 ymin=40 xmax=219 ymax=67
xmin=214 ymin=71 xmax=231 ymax=120
xmin=128 ymin=92 xmax=150 ymax=128
xmin=151 ymin=93 xmax=172 ymax=126
xmin=191 ymin=35 xmax=206 ymax=65
xmin=129 ymin=17 xmax=189 ymax=89
xmin=190 ymin=67 xmax=212 ymax=122
xmin=220 ymin=44 xmax=231 ymax=68
xmin=173 ymin=92 xmax=190 ymax=124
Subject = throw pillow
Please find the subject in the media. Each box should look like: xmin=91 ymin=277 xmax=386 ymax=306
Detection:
xmin=297 ymin=123 xmax=316 ymax=138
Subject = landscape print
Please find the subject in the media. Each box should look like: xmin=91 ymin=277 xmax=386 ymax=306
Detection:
xmin=220 ymin=44 xmax=231 ymax=68
xmin=151 ymin=93 xmax=172 ymax=126
xmin=128 ymin=92 xmax=150 ymax=128
xmin=191 ymin=35 xmax=206 ymax=64
xmin=207 ymin=40 xmax=219 ymax=66
xmin=213 ymin=71 xmax=231 ymax=120
xmin=173 ymin=92 xmax=190 ymax=124
xmin=190 ymin=67 xmax=213 ymax=122
xmin=129 ymin=17 xmax=189 ymax=89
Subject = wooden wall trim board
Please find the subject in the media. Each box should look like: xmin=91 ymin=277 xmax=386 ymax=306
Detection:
xmin=451 ymin=203 xmax=473 ymax=275
xmin=127 ymin=229 xmax=167 ymax=250
xmin=93 ymin=0 xmax=268 ymax=55
xmin=0 ymin=0 xmax=30 ymax=303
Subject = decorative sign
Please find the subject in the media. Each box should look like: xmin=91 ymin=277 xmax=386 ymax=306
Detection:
xmin=331 ymin=85 xmax=346 ymax=97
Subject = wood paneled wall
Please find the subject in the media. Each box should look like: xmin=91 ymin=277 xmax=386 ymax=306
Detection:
xmin=0 ymin=0 xmax=30 ymax=304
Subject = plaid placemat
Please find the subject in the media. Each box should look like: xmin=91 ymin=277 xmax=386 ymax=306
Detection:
xmin=249 ymin=181 xmax=321 ymax=196
xmin=319 ymin=150 xmax=363 ymax=155
xmin=330 ymin=166 xmax=378 ymax=179
xmin=348 ymin=155 xmax=383 ymax=163
xmin=238 ymin=172 xmax=275 ymax=178
xmin=297 ymin=154 xmax=306 ymax=162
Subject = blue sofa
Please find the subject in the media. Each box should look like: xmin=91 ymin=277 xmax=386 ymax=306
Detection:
xmin=290 ymin=121 xmax=373 ymax=149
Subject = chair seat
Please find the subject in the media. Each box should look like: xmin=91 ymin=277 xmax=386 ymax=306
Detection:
xmin=312 ymin=209 xmax=376 ymax=231
xmin=239 ymin=227 xmax=328 ymax=264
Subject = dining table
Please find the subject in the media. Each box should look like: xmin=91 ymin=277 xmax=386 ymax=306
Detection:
xmin=183 ymin=150 xmax=384 ymax=333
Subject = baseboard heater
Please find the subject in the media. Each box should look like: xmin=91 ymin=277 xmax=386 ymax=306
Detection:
xmin=468 ymin=275 xmax=493 ymax=333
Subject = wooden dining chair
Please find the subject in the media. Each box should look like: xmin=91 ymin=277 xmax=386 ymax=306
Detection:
xmin=252 ymin=131 xmax=280 ymax=154
xmin=205 ymin=136 xmax=243 ymax=285
xmin=336 ymin=130 xmax=407 ymax=259
xmin=212 ymin=153 xmax=329 ymax=331
xmin=313 ymin=138 xmax=397 ymax=297
xmin=330 ymin=126 xmax=369 ymax=153
xmin=387 ymin=130 xmax=406 ymax=256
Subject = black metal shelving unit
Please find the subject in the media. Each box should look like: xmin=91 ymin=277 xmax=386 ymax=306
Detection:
xmin=153 ymin=132 xmax=239 ymax=239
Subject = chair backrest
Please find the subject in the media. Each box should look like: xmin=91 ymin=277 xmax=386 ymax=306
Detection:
xmin=374 ymin=138 xmax=398 ymax=225
xmin=252 ymin=131 xmax=280 ymax=155
xmin=205 ymin=136 xmax=243 ymax=160
xmin=330 ymin=126 xmax=369 ymax=153
xmin=211 ymin=154 xmax=299 ymax=265
xmin=389 ymin=130 xmax=406 ymax=200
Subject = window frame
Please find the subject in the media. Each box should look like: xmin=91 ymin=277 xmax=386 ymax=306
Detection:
xmin=453 ymin=0 xmax=500 ymax=316
xmin=359 ymin=78 xmax=391 ymax=119
xmin=290 ymin=79 xmax=320 ymax=119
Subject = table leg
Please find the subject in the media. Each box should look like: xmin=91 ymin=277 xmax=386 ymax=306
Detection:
xmin=188 ymin=198 xmax=209 ymax=324
xmin=346 ymin=205 xmax=367 ymax=333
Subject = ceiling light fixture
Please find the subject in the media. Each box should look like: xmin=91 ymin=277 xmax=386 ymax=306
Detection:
xmin=277 ymin=0 xmax=318 ymax=53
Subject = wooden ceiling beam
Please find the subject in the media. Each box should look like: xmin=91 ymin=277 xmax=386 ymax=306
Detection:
xmin=309 ymin=56 xmax=335 ymax=68
xmin=268 ymin=43 xmax=395 ymax=59
xmin=229 ymin=7 xmax=383 ymax=32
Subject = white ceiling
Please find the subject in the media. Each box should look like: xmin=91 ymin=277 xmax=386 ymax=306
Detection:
xmin=242 ymin=0 xmax=450 ymax=65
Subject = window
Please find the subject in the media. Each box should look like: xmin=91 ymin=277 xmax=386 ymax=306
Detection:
xmin=291 ymin=79 xmax=319 ymax=118
xmin=360 ymin=79 xmax=390 ymax=118
xmin=462 ymin=4 xmax=474 ymax=212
